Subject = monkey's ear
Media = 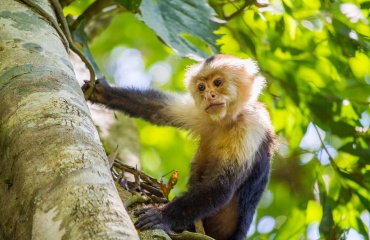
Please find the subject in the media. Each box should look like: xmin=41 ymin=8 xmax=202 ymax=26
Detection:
xmin=250 ymin=75 xmax=266 ymax=102
xmin=243 ymin=59 xmax=259 ymax=76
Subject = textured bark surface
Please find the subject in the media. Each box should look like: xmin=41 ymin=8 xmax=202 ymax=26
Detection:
xmin=0 ymin=0 xmax=138 ymax=239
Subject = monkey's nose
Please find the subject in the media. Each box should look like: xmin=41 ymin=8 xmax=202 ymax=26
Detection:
xmin=205 ymin=92 xmax=216 ymax=100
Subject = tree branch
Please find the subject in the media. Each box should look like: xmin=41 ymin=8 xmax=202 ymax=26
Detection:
xmin=70 ymin=0 xmax=119 ymax=31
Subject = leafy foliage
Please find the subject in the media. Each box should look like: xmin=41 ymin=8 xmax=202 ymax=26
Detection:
xmin=65 ymin=0 xmax=370 ymax=238
xmin=114 ymin=0 xmax=141 ymax=12
xmin=140 ymin=0 xmax=222 ymax=58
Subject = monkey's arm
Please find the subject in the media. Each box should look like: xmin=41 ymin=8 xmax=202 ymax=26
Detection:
xmin=135 ymin=168 xmax=240 ymax=231
xmin=82 ymin=79 xmax=195 ymax=128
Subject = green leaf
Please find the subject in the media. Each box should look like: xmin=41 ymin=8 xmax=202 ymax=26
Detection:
xmin=357 ymin=192 xmax=370 ymax=212
xmin=316 ymin=172 xmax=335 ymax=237
xmin=284 ymin=73 xmax=301 ymax=106
xmin=73 ymin=19 xmax=102 ymax=79
xmin=238 ymin=30 xmax=256 ymax=57
xmin=339 ymin=143 xmax=370 ymax=159
xmin=319 ymin=200 xmax=334 ymax=236
xmin=360 ymin=2 xmax=370 ymax=9
xmin=274 ymin=208 xmax=305 ymax=240
xmin=329 ymin=121 xmax=356 ymax=138
xmin=114 ymin=0 xmax=142 ymax=11
xmin=307 ymin=95 xmax=334 ymax=123
xmin=337 ymin=170 xmax=370 ymax=210
xmin=306 ymin=200 xmax=322 ymax=223
xmin=139 ymin=0 xmax=222 ymax=58
xmin=282 ymin=0 xmax=293 ymax=16
xmin=355 ymin=216 xmax=370 ymax=240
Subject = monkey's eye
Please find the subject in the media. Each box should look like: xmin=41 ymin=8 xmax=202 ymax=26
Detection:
xmin=198 ymin=84 xmax=206 ymax=91
xmin=214 ymin=79 xmax=222 ymax=87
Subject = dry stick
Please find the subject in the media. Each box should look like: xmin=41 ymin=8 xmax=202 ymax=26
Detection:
xmin=114 ymin=161 xmax=162 ymax=188
xmin=113 ymin=161 xmax=168 ymax=203
xmin=114 ymin=161 xmax=211 ymax=238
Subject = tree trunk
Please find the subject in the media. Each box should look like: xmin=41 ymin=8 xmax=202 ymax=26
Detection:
xmin=0 ymin=0 xmax=138 ymax=239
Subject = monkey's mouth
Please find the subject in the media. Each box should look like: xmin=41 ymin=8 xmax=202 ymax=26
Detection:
xmin=205 ymin=102 xmax=226 ymax=111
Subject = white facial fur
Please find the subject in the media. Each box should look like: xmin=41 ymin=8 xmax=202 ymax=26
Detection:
xmin=184 ymin=55 xmax=265 ymax=121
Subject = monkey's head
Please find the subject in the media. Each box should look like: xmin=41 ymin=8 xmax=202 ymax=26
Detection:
xmin=185 ymin=54 xmax=265 ymax=121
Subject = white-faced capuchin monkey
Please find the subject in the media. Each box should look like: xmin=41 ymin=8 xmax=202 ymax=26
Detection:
xmin=82 ymin=54 xmax=276 ymax=240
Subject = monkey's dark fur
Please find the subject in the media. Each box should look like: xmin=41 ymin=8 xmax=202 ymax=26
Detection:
xmin=82 ymin=54 xmax=276 ymax=240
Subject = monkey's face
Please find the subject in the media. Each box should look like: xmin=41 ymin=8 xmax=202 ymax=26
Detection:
xmin=186 ymin=55 xmax=263 ymax=121
xmin=189 ymin=73 xmax=241 ymax=120
xmin=199 ymin=76 xmax=227 ymax=116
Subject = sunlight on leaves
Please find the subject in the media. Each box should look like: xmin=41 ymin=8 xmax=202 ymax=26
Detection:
xmin=306 ymin=200 xmax=322 ymax=223
xmin=349 ymin=52 xmax=370 ymax=79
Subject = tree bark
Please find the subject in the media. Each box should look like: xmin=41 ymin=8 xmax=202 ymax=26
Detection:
xmin=0 ymin=0 xmax=138 ymax=239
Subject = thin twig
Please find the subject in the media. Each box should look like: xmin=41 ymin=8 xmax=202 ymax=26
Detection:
xmin=224 ymin=0 xmax=252 ymax=20
xmin=70 ymin=0 xmax=116 ymax=31
xmin=49 ymin=0 xmax=96 ymax=99
xmin=113 ymin=161 xmax=169 ymax=204
xmin=60 ymin=0 xmax=75 ymax=8
xmin=312 ymin=124 xmax=339 ymax=171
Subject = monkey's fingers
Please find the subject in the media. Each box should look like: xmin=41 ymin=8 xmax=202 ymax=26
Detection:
xmin=95 ymin=77 xmax=110 ymax=88
xmin=81 ymin=78 xmax=111 ymax=103
xmin=81 ymin=76 xmax=109 ymax=93
xmin=135 ymin=214 xmax=161 ymax=229
xmin=81 ymin=80 xmax=95 ymax=101
xmin=134 ymin=217 xmax=154 ymax=229
xmin=137 ymin=222 xmax=166 ymax=231
xmin=81 ymin=80 xmax=91 ymax=93
xmin=135 ymin=208 xmax=164 ymax=229
xmin=134 ymin=207 xmax=153 ymax=216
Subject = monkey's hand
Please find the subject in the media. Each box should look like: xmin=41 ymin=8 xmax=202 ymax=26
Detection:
xmin=134 ymin=206 xmax=171 ymax=233
xmin=81 ymin=78 xmax=111 ymax=104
